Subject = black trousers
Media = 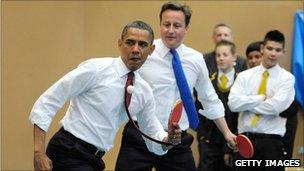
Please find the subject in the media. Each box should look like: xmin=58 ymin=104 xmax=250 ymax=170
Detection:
xmin=233 ymin=132 xmax=285 ymax=171
xmin=115 ymin=122 xmax=196 ymax=171
xmin=46 ymin=127 xmax=105 ymax=171
xmin=283 ymin=114 xmax=298 ymax=159
xmin=197 ymin=141 xmax=232 ymax=171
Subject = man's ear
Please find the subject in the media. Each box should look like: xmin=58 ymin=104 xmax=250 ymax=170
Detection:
xmin=149 ymin=44 xmax=155 ymax=55
xmin=118 ymin=39 xmax=122 ymax=48
xmin=283 ymin=48 xmax=287 ymax=55
xmin=185 ymin=25 xmax=189 ymax=34
xmin=212 ymin=34 xmax=217 ymax=44
xmin=260 ymin=44 xmax=264 ymax=52
xmin=233 ymin=54 xmax=237 ymax=61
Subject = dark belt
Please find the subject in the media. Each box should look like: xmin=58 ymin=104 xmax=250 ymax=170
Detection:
xmin=242 ymin=132 xmax=282 ymax=141
xmin=59 ymin=127 xmax=105 ymax=158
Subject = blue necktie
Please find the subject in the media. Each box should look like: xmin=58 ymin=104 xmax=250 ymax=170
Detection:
xmin=170 ymin=49 xmax=199 ymax=129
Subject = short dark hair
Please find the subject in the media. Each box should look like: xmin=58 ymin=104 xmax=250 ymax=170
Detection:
xmin=159 ymin=1 xmax=192 ymax=27
xmin=246 ymin=41 xmax=263 ymax=57
xmin=215 ymin=40 xmax=236 ymax=55
xmin=213 ymin=23 xmax=232 ymax=36
xmin=214 ymin=23 xmax=232 ymax=30
xmin=121 ymin=20 xmax=154 ymax=45
xmin=263 ymin=30 xmax=285 ymax=48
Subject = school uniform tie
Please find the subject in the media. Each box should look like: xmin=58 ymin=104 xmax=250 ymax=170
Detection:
xmin=219 ymin=74 xmax=229 ymax=92
xmin=251 ymin=70 xmax=269 ymax=126
xmin=170 ymin=49 xmax=199 ymax=129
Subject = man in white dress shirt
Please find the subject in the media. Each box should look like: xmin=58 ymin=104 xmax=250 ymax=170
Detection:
xmin=29 ymin=20 xmax=181 ymax=171
xmin=116 ymin=2 xmax=237 ymax=171
xmin=228 ymin=30 xmax=295 ymax=171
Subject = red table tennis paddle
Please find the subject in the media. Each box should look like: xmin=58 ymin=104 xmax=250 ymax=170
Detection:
xmin=236 ymin=134 xmax=254 ymax=158
xmin=168 ymin=100 xmax=183 ymax=130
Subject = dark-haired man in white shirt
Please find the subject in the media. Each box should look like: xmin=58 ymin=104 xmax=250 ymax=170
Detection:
xmin=228 ymin=30 xmax=295 ymax=171
xmin=29 ymin=20 xmax=181 ymax=171
xmin=116 ymin=2 xmax=237 ymax=171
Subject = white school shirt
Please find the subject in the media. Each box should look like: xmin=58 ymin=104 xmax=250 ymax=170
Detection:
xmin=228 ymin=64 xmax=295 ymax=136
xmin=29 ymin=57 xmax=168 ymax=155
xmin=139 ymin=39 xmax=225 ymax=130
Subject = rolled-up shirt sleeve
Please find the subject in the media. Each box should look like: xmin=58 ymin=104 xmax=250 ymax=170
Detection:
xmin=251 ymin=75 xmax=295 ymax=115
xmin=195 ymin=57 xmax=225 ymax=120
xmin=228 ymin=73 xmax=265 ymax=112
xmin=29 ymin=60 xmax=98 ymax=131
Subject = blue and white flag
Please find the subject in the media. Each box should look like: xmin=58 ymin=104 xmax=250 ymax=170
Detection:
xmin=292 ymin=10 xmax=304 ymax=108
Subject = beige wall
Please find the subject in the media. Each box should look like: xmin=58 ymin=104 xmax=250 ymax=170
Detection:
xmin=1 ymin=1 xmax=303 ymax=170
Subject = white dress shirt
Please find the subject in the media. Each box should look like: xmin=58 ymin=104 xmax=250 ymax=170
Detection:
xmin=139 ymin=39 xmax=225 ymax=130
xmin=29 ymin=57 xmax=168 ymax=155
xmin=228 ymin=64 xmax=295 ymax=136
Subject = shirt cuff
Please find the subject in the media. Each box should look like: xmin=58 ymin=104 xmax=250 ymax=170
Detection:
xmin=199 ymin=106 xmax=225 ymax=120
xmin=29 ymin=111 xmax=52 ymax=132
xmin=144 ymin=131 xmax=168 ymax=156
xmin=253 ymin=94 xmax=265 ymax=103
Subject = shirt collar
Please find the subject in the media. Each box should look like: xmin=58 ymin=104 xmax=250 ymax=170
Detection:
xmin=155 ymin=39 xmax=183 ymax=58
xmin=259 ymin=64 xmax=280 ymax=77
xmin=114 ymin=57 xmax=138 ymax=78
xmin=218 ymin=68 xmax=235 ymax=78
